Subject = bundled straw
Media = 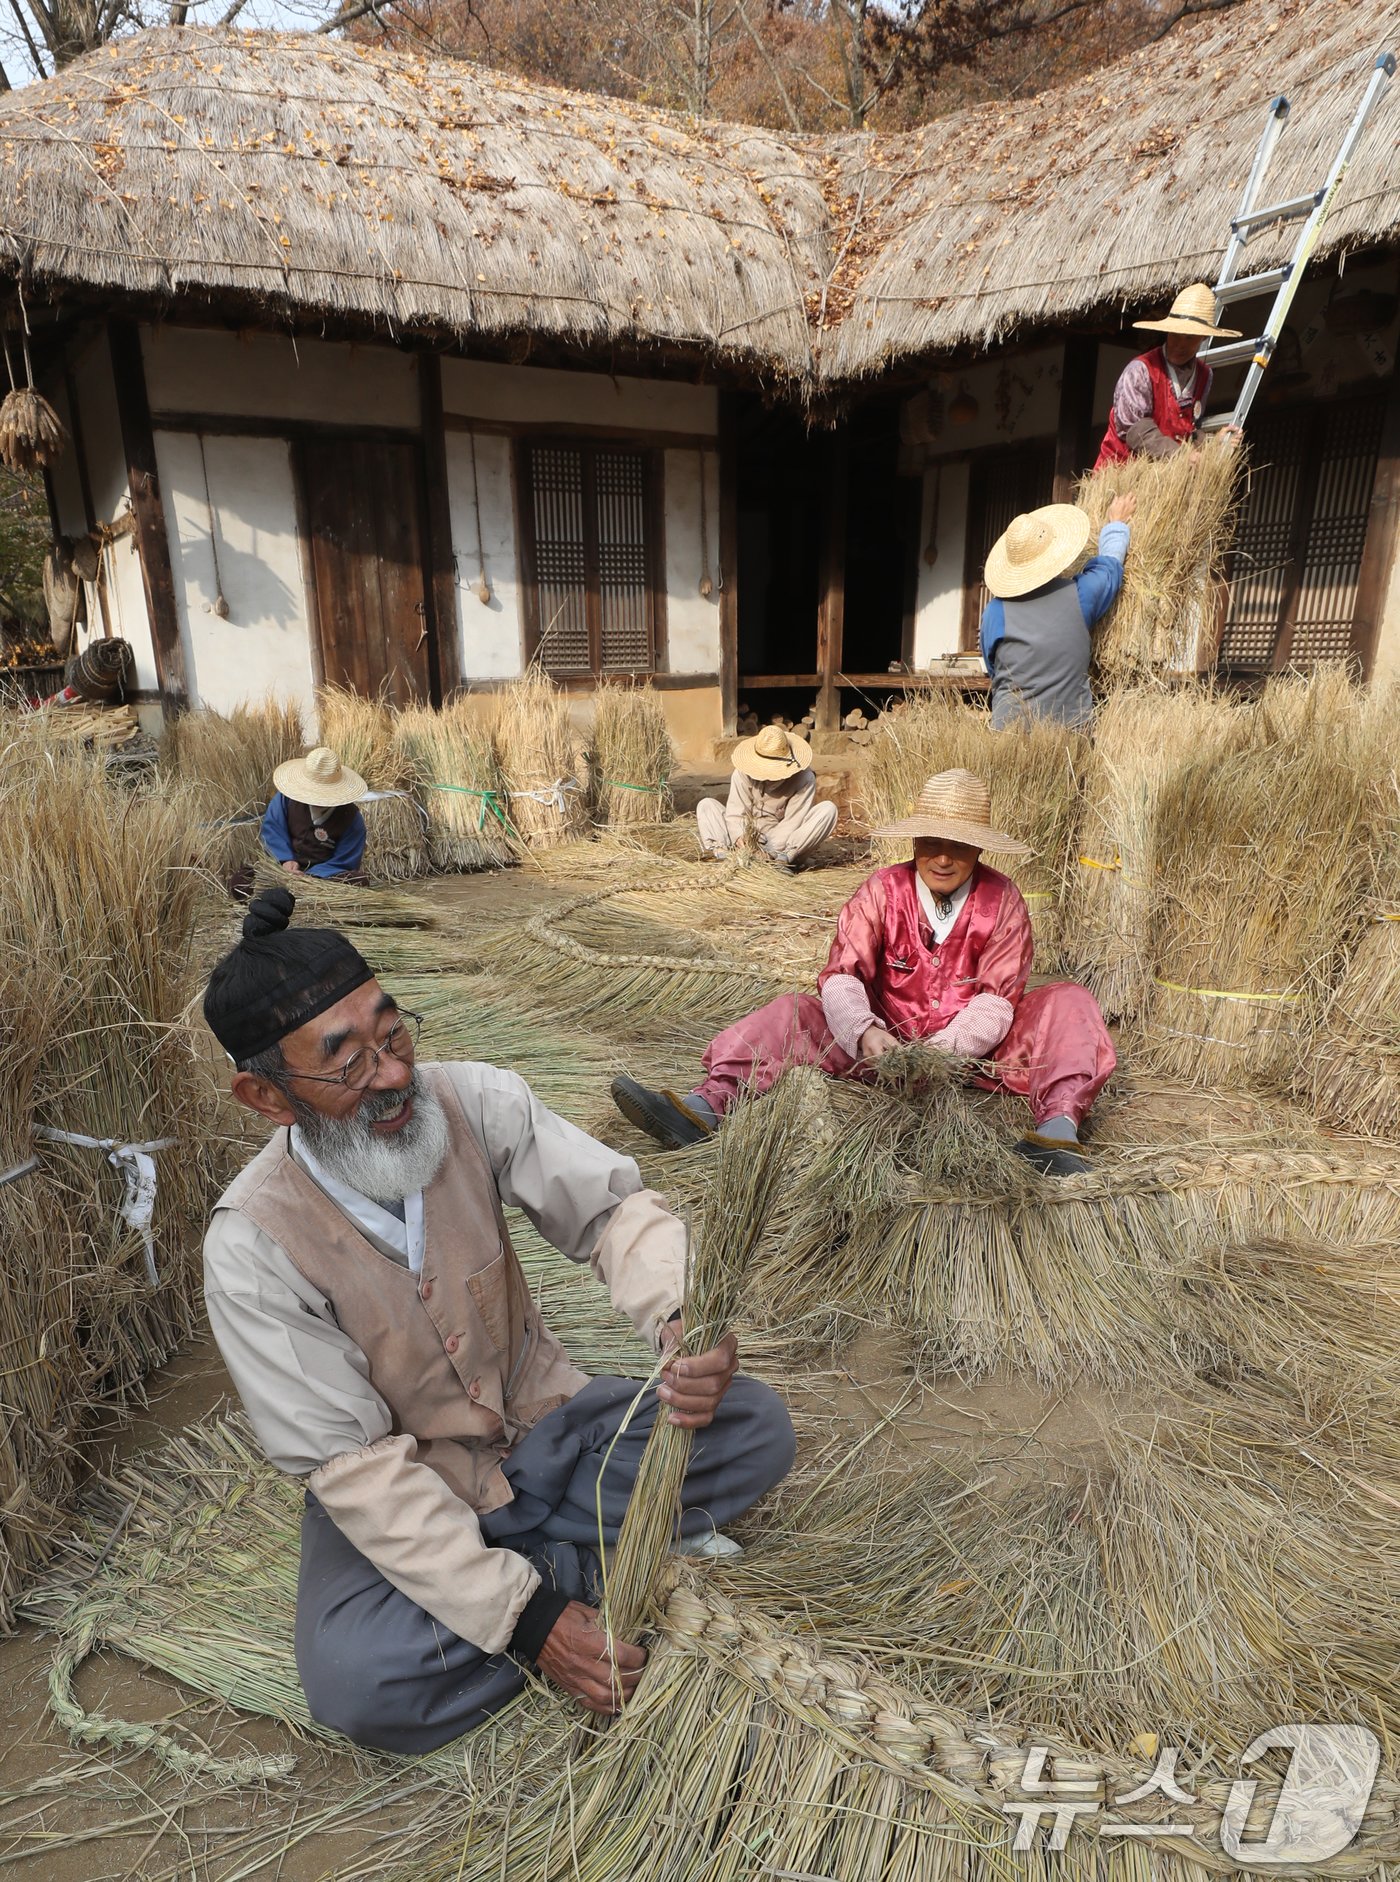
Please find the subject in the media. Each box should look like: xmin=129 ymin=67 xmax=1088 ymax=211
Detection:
xmin=493 ymin=666 xmax=588 ymax=849
xmin=1310 ymin=898 xmax=1400 ymax=1140
xmin=316 ymin=686 xmax=428 ymax=880
xmin=589 ymin=683 xmax=674 ymax=828
xmin=161 ymin=697 xmax=305 ymax=875
xmin=394 ymin=701 xmax=516 ymax=871
xmin=1076 ymin=435 xmax=1242 ymax=684
xmin=1070 ymin=684 xmax=1243 ymax=1020
xmin=1140 ymin=668 xmax=1392 ymax=1089
xmin=861 ymin=693 xmax=1086 ymax=971
xmin=0 ymin=386 xmax=67 ymax=473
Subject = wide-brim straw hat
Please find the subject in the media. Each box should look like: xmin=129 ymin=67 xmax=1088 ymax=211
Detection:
xmin=733 ymin=723 xmax=813 ymax=779
xmin=985 ymin=503 xmax=1091 ymax=600
xmin=1133 ymin=281 xmax=1241 ymax=340
xmin=875 ymin=768 xmax=1032 ymax=855
xmin=272 ymin=745 xmax=368 ymax=808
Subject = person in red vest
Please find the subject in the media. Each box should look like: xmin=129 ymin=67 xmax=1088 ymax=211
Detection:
xmin=612 ymin=769 xmax=1116 ymax=1177
xmin=1095 ymin=283 xmax=1242 ymax=468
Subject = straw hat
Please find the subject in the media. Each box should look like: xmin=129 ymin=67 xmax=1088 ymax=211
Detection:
xmin=984 ymin=504 xmax=1091 ymax=600
xmin=1133 ymin=282 xmax=1241 ymax=340
xmin=272 ymin=746 xmax=368 ymax=809
xmin=732 ymin=723 xmax=812 ymax=780
xmin=874 ymin=769 xmax=1032 ymax=855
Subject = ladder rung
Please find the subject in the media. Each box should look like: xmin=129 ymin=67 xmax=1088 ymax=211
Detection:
xmin=1231 ymin=191 xmax=1323 ymax=233
xmin=1199 ymin=338 xmax=1270 ymax=369
xmin=1214 ymin=266 xmax=1291 ymax=304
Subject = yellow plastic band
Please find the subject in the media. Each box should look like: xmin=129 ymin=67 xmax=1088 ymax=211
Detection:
xmin=1078 ymin=855 xmax=1122 ymax=871
xmin=1153 ymin=977 xmax=1300 ymax=1005
xmin=1022 ymin=891 xmax=1055 ymax=903
xmin=1377 ymin=912 xmax=1400 ymax=923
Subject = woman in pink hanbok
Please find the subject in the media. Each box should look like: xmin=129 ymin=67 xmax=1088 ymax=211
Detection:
xmin=613 ymin=769 xmax=1116 ymax=1176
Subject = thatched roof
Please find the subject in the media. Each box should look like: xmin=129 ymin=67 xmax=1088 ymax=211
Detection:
xmin=0 ymin=0 xmax=1397 ymax=387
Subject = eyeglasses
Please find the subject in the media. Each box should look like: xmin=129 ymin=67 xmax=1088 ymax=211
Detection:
xmin=283 ymin=1011 xmax=424 ymax=1092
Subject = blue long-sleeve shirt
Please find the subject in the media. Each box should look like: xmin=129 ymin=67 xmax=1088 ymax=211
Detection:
xmin=979 ymin=521 xmax=1131 ymax=672
xmin=260 ymin=793 xmax=367 ymax=878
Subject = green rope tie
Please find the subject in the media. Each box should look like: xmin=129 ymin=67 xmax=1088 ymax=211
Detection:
xmin=422 ymin=781 xmax=517 ymax=836
xmin=603 ymin=777 xmax=671 ymax=793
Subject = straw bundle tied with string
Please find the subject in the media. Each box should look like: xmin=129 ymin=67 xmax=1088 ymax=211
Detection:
xmin=1077 ymin=436 xmax=1242 ymax=684
xmin=1139 ymin=667 xmax=1392 ymax=1090
xmin=861 ymin=693 xmax=1086 ymax=971
xmin=493 ymin=666 xmax=589 ymax=847
xmin=315 ymin=686 xmax=428 ymax=879
xmin=0 ymin=321 xmax=66 ymax=473
xmin=589 ymin=683 xmax=675 ymax=827
xmin=393 ymin=700 xmax=517 ymax=871
xmin=1070 ymin=683 xmax=1244 ymax=1020
xmin=161 ymin=697 xmax=306 ymax=876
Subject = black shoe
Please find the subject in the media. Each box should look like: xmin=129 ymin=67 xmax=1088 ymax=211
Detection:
xmin=611 ymin=1076 xmax=715 ymax=1150
xmin=1011 ymin=1134 xmax=1093 ymax=1177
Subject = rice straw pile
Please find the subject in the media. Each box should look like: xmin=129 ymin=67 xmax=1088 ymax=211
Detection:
xmin=394 ymin=701 xmax=516 ymax=871
xmin=1139 ymin=668 xmax=1392 ymax=1089
xmin=493 ymin=666 xmax=588 ymax=848
xmin=316 ymin=686 xmax=428 ymax=879
xmin=1070 ymin=683 xmax=1243 ymax=1020
xmin=589 ymin=683 xmax=674 ymax=828
xmin=861 ymin=692 xmax=1087 ymax=971
xmin=1076 ymin=434 xmax=1242 ymax=684
xmin=160 ymin=696 xmax=305 ymax=875
xmin=1309 ymin=882 xmax=1400 ymax=1139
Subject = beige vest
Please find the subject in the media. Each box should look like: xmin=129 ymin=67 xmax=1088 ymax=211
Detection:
xmin=215 ymin=1065 xmax=589 ymax=1514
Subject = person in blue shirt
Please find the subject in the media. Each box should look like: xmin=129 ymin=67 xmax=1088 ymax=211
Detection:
xmin=980 ymin=493 xmax=1136 ymax=731
xmin=261 ymin=745 xmax=370 ymax=881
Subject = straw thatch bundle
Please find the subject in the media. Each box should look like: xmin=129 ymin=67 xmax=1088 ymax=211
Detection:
xmin=0 ymin=385 xmax=66 ymax=472
xmin=861 ymin=693 xmax=1086 ymax=972
xmin=1310 ymin=900 xmax=1400 ymax=1140
xmin=1076 ymin=436 xmax=1242 ymax=684
xmin=493 ymin=668 xmax=589 ymax=849
xmin=1139 ymin=668 xmax=1392 ymax=1089
xmin=394 ymin=701 xmax=516 ymax=872
xmin=315 ymin=687 xmax=428 ymax=880
xmin=161 ymin=696 xmax=305 ymax=875
xmin=588 ymin=684 xmax=674 ymax=828
xmin=1070 ymin=684 xmax=1243 ymax=1020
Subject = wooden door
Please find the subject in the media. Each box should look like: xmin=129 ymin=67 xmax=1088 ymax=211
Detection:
xmin=960 ymin=442 xmax=1056 ymax=651
xmin=299 ymin=437 xmax=436 ymax=704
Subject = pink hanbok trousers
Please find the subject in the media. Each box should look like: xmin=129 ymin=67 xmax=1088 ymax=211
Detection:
xmin=696 ymin=983 xmax=1115 ymax=1127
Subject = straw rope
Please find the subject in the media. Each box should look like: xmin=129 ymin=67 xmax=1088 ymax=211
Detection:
xmin=521 ymin=870 xmax=785 ymax=980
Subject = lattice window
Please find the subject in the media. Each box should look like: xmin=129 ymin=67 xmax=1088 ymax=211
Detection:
xmin=520 ymin=441 xmax=659 ymax=677
xmin=1218 ymin=397 xmax=1383 ymax=673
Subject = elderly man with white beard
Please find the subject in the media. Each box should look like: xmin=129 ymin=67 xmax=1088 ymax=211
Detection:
xmin=201 ymin=888 xmax=794 ymax=1753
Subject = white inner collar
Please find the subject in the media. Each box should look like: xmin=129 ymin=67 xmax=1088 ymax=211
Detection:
xmin=291 ymin=1126 xmax=427 ymax=1274
xmin=914 ymin=872 xmax=973 ymax=945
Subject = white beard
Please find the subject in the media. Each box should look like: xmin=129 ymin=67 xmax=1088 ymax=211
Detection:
xmin=298 ymin=1075 xmax=451 ymax=1205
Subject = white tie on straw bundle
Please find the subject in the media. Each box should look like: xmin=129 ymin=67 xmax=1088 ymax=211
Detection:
xmin=508 ymin=779 xmax=581 ymax=815
xmin=35 ymin=1127 xmax=178 ymax=1287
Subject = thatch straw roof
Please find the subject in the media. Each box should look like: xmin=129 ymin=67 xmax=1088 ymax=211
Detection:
xmin=0 ymin=0 xmax=1397 ymax=387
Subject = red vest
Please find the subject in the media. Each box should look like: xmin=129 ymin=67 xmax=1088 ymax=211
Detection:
xmin=1095 ymin=347 xmax=1209 ymax=469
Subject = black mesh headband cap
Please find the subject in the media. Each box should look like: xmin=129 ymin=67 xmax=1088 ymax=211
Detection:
xmin=203 ymin=887 xmax=375 ymax=1064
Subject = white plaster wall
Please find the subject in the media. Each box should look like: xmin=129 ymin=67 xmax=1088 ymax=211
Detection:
xmin=912 ymin=459 xmax=970 ymax=664
xmin=142 ymin=326 xmax=419 ymax=430
xmin=920 ymin=344 xmax=1062 ymax=457
xmin=446 ymin=429 xmax=523 ymax=680
xmin=441 ymin=358 xmax=717 ymax=436
xmin=67 ymin=329 xmax=160 ymax=692
xmin=663 ymin=445 xmax=721 ymax=672
xmin=155 ymin=430 xmax=317 ymax=717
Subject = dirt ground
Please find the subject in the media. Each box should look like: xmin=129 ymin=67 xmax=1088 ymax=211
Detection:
xmin=0 ymin=806 xmax=1132 ymax=1882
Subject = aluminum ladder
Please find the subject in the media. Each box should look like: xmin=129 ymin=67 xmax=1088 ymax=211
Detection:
xmin=1199 ymin=50 xmax=1396 ymax=431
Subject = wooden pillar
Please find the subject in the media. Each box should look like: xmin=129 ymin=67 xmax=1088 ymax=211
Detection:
xmin=717 ymin=392 xmax=740 ymax=736
xmin=815 ymin=428 xmax=849 ymax=736
xmin=1350 ymin=372 xmax=1400 ymax=681
xmin=107 ymin=318 xmax=188 ymax=713
xmin=418 ymin=351 xmax=462 ymax=704
xmin=1052 ymin=335 xmax=1099 ymax=503
xmin=62 ymin=355 xmax=111 ymax=636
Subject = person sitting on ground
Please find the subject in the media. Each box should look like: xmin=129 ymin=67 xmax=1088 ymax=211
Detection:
xmin=1095 ymin=282 xmax=1242 ymax=466
xmin=260 ymin=746 xmax=369 ymax=881
xmin=696 ymin=724 xmax=837 ymax=874
xmin=615 ymin=769 xmax=1115 ymax=1177
xmin=981 ymin=495 xmax=1137 ymax=731
xmin=201 ymin=889 xmax=794 ymax=1754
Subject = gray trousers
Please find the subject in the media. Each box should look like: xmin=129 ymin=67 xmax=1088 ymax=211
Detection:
xmin=294 ymin=1374 xmax=795 ymax=1753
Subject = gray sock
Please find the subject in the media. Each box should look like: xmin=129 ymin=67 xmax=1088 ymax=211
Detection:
xmin=685 ymin=1092 xmax=720 ymax=1130
xmin=1034 ymin=1114 xmax=1079 ymax=1144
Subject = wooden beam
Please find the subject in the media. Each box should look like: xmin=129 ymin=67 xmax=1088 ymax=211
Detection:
xmin=815 ymin=431 xmax=849 ymax=736
xmin=1052 ymin=336 xmax=1099 ymax=503
xmin=107 ymin=320 xmax=188 ymax=713
xmin=717 ymin=392 xmax=739 ymax=736
xmin=1350 ymin=373 xmax=1400 ymax=682
xmin=418 ymin=354 xmax=462 ymax=704
xmin=61 ymin=357 xmax=112 ymax=636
